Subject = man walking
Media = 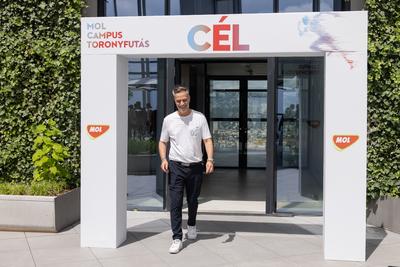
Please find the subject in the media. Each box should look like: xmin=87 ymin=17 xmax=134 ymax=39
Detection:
xmin=159 ymin=85 xmax=214 ymax=254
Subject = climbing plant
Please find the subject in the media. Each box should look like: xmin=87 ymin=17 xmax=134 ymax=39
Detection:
xmin=366 ymin=0 xmax=400 ymax=198
xmin=0 ymin=1 xmax=84 ymax=187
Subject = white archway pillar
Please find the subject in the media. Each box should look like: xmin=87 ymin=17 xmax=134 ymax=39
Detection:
xmin=81 ymin=54 xmax=128 ymax=248
xmin=324 ymin=52 xmax=367 ymax=261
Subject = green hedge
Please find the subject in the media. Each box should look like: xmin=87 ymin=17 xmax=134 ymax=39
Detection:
xmin=366 ymin=0 xmax=400 ymax=198
xmin=0 ymin=1 xmax=84 ymax=187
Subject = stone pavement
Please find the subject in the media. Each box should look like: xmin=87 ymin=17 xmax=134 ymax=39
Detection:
xmin=0 ymin=211 xmax=400 ymax=267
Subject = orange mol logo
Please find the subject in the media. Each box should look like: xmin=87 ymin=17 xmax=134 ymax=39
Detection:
xmin=87 ymin=125 xmax=110 ymax=139
xmin=333 ymin=135 xmax=359 ymax=150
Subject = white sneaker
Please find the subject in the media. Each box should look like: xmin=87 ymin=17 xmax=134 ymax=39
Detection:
xmin=169 ymin=239 xmax=183 ymax=254
xmin=187 ymin=225 xmax=197 ymax=240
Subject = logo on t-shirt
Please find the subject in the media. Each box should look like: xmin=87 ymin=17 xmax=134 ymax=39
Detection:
xmin=190 ymin=126 xmax=200 ymax=137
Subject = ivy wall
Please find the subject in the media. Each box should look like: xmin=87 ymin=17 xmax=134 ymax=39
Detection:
xmin=0 ymin=1 xmax=84 ymax=187
xmin=366 ymin=0 xmax=400 ymax=198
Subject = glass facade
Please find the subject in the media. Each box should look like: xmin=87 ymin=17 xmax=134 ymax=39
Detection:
xmin=103 ymin=0 xmax=346 ymax=17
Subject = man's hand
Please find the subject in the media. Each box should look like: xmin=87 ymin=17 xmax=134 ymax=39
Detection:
xmin=159 ymin=141 xmax=169 ymax=173
xmin=160 ymin=159 xmax=169 ymax=173
xmin=203 ymin=138 xmax=214 ymax=174
xmin=205 ymin=160 xmax=214 ymax=174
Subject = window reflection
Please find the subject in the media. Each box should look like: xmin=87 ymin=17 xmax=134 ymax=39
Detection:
xmin=106 ymin=0 xmax=139 ymax=16
xmin=105 ymin=0 xmax=164 ymax=16
xmin=144 ymin=0 xmax=165 ymax=15
xmin=170 ymin=0 xmax=181 ymax=14
xmin=320 ymin=0 xmax=334 ymax=11
xmin=216 ymin=0 xmax=235 ymax=14
xmin=279 ymin=0 xmax=313 ymax=12
xmin=241 ymin=0 xmax=273 ymax=13
xmin=127 ymin=58 xmax=162 ymax=210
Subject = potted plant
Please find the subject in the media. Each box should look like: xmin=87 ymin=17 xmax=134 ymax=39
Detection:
xmin=127 ymin=138 xmax=158 ymax=175
xmin=0 ymin=119 xmax=80 ymax=232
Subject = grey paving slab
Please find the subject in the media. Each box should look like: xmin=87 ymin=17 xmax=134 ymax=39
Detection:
xmin=90 ymin=233 xmax=157 ymax=259
xmin=234 ymin=259 xmax=297 ymax=267
xmin=27 ymin=233 xmax=80 ymax=249
xmin=0 ymin=250 xmax=35 ymax=267
xmin=0 ymin=231 xmax=25 ymax=240
xmin=30 ymin=247 xmax=97 ymax=266
xmin=153 ymin=240 xmax=230 ymax=267
xmin=284 ymin=252 xmax=365 ymax=267
xmin=37 ymin=259 xmax=102 ymax=267
xmin=365 ymin=243 xmax=400 ymax=266
xmin=127 ymin=218 xmax=171 ymax=233
xmin=99 ymin=254 xmax=169 ymax=267
xmin=0 ymin=238 xmax=30 ymax=252
xmin=243 ymin=234 xmax=322 ymax=257
xmin=196 ymin=234 xmax=281 ymax=264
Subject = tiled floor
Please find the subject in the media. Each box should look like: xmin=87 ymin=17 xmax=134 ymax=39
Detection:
xmin=0 ymin=211 xmax=399 ymax=267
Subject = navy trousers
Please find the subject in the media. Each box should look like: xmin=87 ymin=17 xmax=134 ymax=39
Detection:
xmin=169 ymin=160 xmax=203 ymax=240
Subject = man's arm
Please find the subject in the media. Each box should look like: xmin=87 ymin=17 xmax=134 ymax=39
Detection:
xmin=203 ymin=138 xmax=214 ymax=174
xmin=159 ymin=141 xmax=169 ymax=173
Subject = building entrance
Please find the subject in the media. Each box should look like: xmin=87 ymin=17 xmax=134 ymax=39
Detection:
xmin=177 ymin=58 xmax=324 ymax=214
xmin=177 ymin=60 xmax=269 ymax=212
xmin=178 ymin=60 xmax=268 ymax=169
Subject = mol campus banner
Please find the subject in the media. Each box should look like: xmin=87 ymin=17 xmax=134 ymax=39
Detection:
xmin=81 ymin=12 xmax=367 ymax=57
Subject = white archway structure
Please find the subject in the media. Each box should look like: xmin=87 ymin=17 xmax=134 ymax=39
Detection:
xmin=80 ymin=11 xmax=367 ymax=261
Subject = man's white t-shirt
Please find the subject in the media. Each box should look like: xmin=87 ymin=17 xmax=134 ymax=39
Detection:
xmin=160 ymin=110 xmax=211 ymax=163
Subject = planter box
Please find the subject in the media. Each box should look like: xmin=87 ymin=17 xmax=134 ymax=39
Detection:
xmin=128 ymin=154 xmax=157 ymax=175
xmin=367 ymin=196 xmax=400 ymax=234
xmin=0 ymin=187 xmax=80 ymax=232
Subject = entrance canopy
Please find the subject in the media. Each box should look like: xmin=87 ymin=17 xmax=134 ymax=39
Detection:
xmin=80 ymin=11 xmax=367 ymax=261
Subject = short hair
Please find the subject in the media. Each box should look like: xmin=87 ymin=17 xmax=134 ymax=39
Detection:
xmin=172 ymin=85 xmax=189 ymax=97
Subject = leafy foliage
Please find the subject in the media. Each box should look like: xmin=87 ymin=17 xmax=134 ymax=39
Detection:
xmin=128 ymin=139 xmax=157 ymax=154
xmin=32 ymin=119 xmax=71 ymax=183
xmin=366 ymin=0 xmax=400 ymax=198
xmin=0 ymin=1 xmax=84 ymax=187
xmin=0 ymin=180 xmax=69 ymax=196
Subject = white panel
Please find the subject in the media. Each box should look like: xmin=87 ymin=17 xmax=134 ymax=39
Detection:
xmin=81 ymin=54 xmax=127 ymax=248
xmin=324 ymin=51 xmax=367 ymax=261
xmin=81 ymin=12 xmax=367 ymax=57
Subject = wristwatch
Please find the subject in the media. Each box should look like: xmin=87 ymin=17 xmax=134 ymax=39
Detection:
xmin=207 ymin=158 xmax=214 ymax=163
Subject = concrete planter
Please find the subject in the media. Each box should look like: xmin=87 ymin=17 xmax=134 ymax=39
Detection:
xmin=0 ymin=187 xmax=80 ymax=232
xmin=367 ymin=196 xmax=400 ymax=234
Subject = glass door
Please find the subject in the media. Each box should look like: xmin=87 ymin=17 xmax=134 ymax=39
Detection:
xmin=209 ymin=80 xmax=240 ymax=167
xmin=247 ymin=80 xmax=268 ymax=168
xmin=209 ymin=78 xmax=267 ymax=168
xmin=276 ymin=58 xmax=324 ymax=214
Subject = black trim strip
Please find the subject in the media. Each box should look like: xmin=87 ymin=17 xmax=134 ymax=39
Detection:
xmin=266 ymin=57 xmax=277 ymax=214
